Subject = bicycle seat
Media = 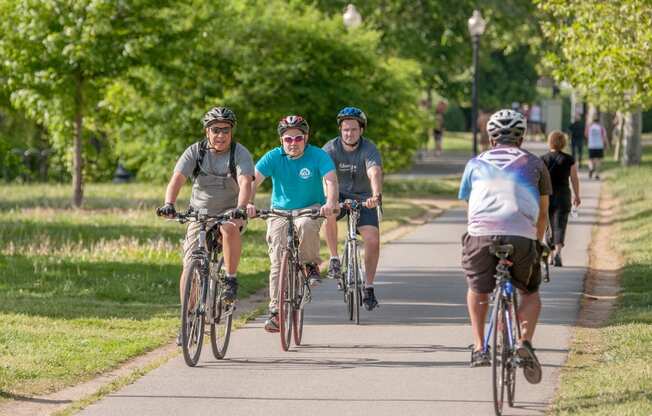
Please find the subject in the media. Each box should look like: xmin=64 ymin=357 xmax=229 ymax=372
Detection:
xmin=489 ymin=243 xmax=514 ymax=258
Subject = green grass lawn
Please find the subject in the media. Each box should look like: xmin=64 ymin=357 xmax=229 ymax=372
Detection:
xmin=551 ymin=145 xmax=652 ymax=415
xmin=419 ymin=130 xmax=474 ymax=154
xmin=0 ymin=181 xmax=447 ymax=399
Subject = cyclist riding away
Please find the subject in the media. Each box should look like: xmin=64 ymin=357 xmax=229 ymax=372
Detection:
xmin=323 ymin=106 xmax=383 ymax=311
xmin=246 ymin=115 xmax=339 ymax=333
xmin=458 ymin=109 xmax=551 ymax=383
xmin=158 ymin=106 xmax=255 ymax=342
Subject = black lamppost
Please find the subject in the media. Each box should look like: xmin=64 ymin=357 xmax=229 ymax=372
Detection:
xmin=468 ymin=10 xmax=486 ymax=156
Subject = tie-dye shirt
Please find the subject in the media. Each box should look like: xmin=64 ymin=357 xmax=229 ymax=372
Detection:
xmin=458 ymin=146 xmax=552 ymax=239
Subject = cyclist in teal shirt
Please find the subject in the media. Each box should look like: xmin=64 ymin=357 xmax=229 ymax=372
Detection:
xmin=247 ymin=115 xmax=339 ymax=332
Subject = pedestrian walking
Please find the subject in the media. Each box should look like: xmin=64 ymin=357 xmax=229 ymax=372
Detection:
xmin=541 ymin=131 xmax=581 ymax=267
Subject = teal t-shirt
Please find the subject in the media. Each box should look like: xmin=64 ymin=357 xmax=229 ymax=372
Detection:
xmin=255 ymin=145 xmax=336 ymax=209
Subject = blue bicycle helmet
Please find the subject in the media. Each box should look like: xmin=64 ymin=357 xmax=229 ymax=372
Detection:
xmin=337 ymin=106 xmax=367 ymax=129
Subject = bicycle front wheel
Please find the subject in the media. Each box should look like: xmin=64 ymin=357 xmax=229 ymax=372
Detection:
xmin=352 ymin=242 xmax=361 ymax=325
xmin=210 ymin=258 xmax=233 ymax=360
xmin=491 ymin=293 xmax=507 ymax=415
xmin=278 ymin=250 xmax=293 ymax=351
xmin=180 ymin=260 xmax=205 ymax=367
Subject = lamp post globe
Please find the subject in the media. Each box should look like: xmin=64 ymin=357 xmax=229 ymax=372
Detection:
xmin=343 ymin=4 xmax=362 ymax=29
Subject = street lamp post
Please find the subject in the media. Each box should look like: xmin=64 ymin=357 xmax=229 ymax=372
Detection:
xmin=468 ymin=10 xmax=486 ymax=156
xmin=343 ymin=4 xmax=362 ymax=29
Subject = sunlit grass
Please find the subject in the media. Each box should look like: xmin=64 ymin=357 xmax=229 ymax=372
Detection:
xmin=0 ymin=181 xmax=448 ymax=398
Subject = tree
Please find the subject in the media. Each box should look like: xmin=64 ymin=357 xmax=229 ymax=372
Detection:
xmin=537 ymin=0 xmax=652 ymax=165
xmin=100 ymin=0 xmax=426 ymax=179
xmin=0 ymin=0 xmax=181 ymax=205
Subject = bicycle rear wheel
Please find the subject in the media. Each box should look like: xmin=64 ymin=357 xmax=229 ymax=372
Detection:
xmin=180 ymin=260 xmax=205 ymax=367
xmin=278 ymin=250 xmax=293 ymax=351
xmin=491 ymin=293 xmax=507 ymax=415
xmin=210 ymin=258 xmax=233 ymax=360
xmin=353 ymin=242 xmax=361 ymax=325
xmin=292 ymin=270 xmax=305 ymax=346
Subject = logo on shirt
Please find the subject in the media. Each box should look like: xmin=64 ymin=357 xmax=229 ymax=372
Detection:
xmin=338 ymin=163 xmax=357 ymax=174
xmin=299 ymin=168 xmax=312 ymax=179
xmin=478 ymin=148 xmax=526 ymax=170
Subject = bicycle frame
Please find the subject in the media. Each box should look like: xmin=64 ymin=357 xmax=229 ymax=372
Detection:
xmin=483 ymin=258 xmax=521 ymax=355
xmin=342 ymin=202 xmax=363 ymax=290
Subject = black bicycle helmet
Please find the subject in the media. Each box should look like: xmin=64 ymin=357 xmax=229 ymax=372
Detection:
xmin=337 ymin=106 xmax=367 ymax=129
xmin=202 ymin=106 xmax=237 ymax=128
xmin=277 ymin=115 xmax=310 ymax=136
xmin=486 ymin=109 xmax=527 ymax=143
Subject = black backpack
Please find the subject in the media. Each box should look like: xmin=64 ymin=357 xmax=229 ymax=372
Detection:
xmin=191 ymin=139 xmax=238 ymax=181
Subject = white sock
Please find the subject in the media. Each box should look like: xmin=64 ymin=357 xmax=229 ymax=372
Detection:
xmin=330 ymin=255 xmax=339 ymax=261
xmin=226 ymin=273 xmax=236 ymax=279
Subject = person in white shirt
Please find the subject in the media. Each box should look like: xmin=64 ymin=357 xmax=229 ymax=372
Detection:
xmin=585 ymin=115 xmax=609 ymax=180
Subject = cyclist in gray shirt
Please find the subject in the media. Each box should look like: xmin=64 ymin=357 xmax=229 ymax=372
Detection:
xmin=157 ymin=107 xmax=254 ymax=346
xmin=322 ymin=107 xmax=383 ymax=310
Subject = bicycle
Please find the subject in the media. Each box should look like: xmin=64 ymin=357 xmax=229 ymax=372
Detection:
xmin=338 ymin=199 xmax=365 ymax=324
xmin=483 ymin=242 xmax=524 ymax=416
xmin=157 ymin=207 xmax=242 ymax=366
xmin=256 ymin=208 xmax=322 ymax=351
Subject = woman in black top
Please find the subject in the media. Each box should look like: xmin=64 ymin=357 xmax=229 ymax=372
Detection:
xmin=541 ymin=131 xmax=581 ymax=266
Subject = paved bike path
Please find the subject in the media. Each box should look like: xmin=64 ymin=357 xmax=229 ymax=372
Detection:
xmin=80 ymin=176 xmax=600 ymax=416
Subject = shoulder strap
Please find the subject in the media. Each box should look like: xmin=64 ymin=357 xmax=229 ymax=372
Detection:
xmin=228 ymin=141 xmax=237 ymax=179
xmin=192 ymin=139 xmax=208 ymax=180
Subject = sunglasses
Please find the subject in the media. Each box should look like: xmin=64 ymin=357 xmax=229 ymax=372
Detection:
xmin=282 ymin=135 xmax=305 ymax=144
xmin=209 ymin=126 xmax=232 ymax=135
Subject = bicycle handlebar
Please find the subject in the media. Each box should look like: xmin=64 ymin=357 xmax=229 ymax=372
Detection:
xmin=156 ymin=208 xmax=245 ymax=224
xmin=256 ymin=208 xmax=323 ymax=220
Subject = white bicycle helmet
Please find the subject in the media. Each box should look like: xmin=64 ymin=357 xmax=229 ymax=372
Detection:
xmin=486 ymin=109 xmax=527 ymax=143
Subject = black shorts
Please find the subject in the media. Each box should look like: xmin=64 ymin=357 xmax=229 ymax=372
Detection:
xmin=462 ymin=234 xmax=542 ymax=294
xmin=588 ymin=149 xmax=604 ymax=159
xmin=336 ymin=194 xmax=379 ymax=229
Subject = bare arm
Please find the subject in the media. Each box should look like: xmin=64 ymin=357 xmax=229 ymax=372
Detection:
xmin=365 ymin=165 xmax=383 ymax=208
xmin=570 ymin=164 xmax=581 ymax=207
xmin=536 ymin=195 xmax=549 ymax=241
xmin=165 ymin=171 xmax=187 ymax=204
xmin=320 ymin=170 xmax=339 ymax=217
xmin=246 ymin=170 xmax=266 ymax=217
xmin=236 ymin=174 xmax=253 ymax=209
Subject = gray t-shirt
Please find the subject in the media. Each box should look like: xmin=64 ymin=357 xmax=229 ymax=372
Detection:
xmin=322 ymin=137 xmax=382 ymax=198
xmin=174 ymin=141 xmax=255 ymax=213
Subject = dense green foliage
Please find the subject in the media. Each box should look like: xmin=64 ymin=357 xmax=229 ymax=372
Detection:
xmin=0 ymin=0 xmax=426 ymax=188
xmin=538 ymin=0 xmax=652 ymax=112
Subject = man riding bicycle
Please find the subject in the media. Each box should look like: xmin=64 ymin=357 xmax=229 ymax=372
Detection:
xmin=158 ymin=107 xmax=255 ymax=336
xmin=246 ymin=115 xmax=339 ymax=333
xmin=322 ymin=107 xmax=383 ymax=311
xmin=458 ymin=109 xmax=551 ymax=382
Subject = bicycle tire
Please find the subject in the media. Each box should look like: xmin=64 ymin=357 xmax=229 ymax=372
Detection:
xmin=507 ymin=294 xmax=519 ymax=406
xmin=292 ymin=265 xmax=306 ymax=345
xmin=353 ymin=241 xmax=361 ymax=325
xmin=492 ymin=292 xmax=506 ymax=416
xmin=180 ymin=260 xmax=205 ymax=367
xmin=278 ymin=250 xmax=293 ymax=351
xmin=345 ymin=241 xmax=355 ymax=321
xmin=210 ymin=258 xmax=232 ymax=360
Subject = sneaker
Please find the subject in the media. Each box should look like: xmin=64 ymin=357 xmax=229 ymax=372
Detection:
xmin=553 ymin=253 xmax=563 ymax=267
xmin=595 ymin=174 xmax=601 ymax=180
xmin=221 ymin=277 xmax=238 ymax=304
xmin=337 ymin=278 xmax=344 ymax=291
xmin=327 ymin=258 xmax=341 ymax=279
xmin=516 ymin=340 xmax=542 ymax=384
xmin=306 ymin=263 xmax=321 ymax=286
xmin=470 ymin=348 xmax=491 ymax=367
xmin=176 ymin=329 xmax=182 ymax=346
xmin=362 ymin=287 xmax=379 ymax=311
xmin=264 ymin=312 xmax=279 ymax=333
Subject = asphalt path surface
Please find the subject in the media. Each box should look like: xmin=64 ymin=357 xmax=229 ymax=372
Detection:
xmin=80 ymin=144 xmax=600 ymax=416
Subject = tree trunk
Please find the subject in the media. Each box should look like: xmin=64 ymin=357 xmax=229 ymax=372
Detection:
xmin=622 ymin=108 xmax=642 ymax=166
xmin=72 ymin=73 xmax=84 ymax=208
xmin=601 ymin=111 xmax=615 ymax=147
xmin=614 ymin=111 xmax=624 ymax=162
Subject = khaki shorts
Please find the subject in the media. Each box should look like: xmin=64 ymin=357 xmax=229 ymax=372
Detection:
xmin=462 ymin=234 xmax=541 ymax=294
